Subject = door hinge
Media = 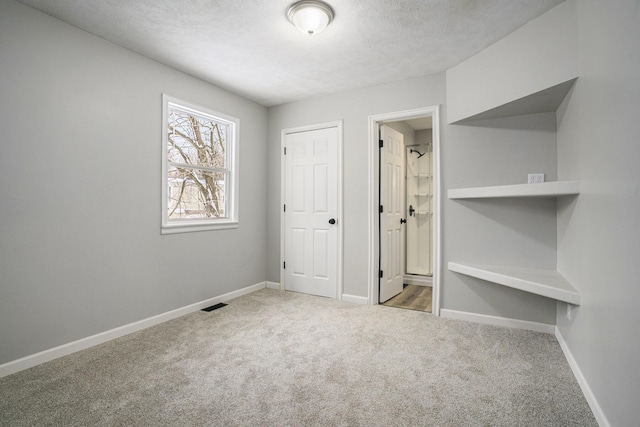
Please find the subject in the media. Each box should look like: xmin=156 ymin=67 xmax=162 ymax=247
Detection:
xmin=379 ymin=139 xmax=383 ymax=148
xmin=283 ymin=261 xmax=286 ymax=269
xmin=284 ymin=147 xmax=287 ymax=155
xmin=379 ymin=205 xmax=383 ymax=213
xmin=379 ymin=270 xmax=383 ymax=278
xmin=284 ymin=204 xmax=286 ymax=212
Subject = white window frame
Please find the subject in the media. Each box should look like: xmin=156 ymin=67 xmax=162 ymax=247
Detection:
xmin=161 ymin=94 xmax=239 ymax=234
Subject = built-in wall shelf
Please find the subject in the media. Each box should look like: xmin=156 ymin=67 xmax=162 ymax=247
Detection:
xmin=448 ymin=262 xmax=580 ymax=305
xmin=449 ymin=78 xmax=578 ymax=124
xmin=448 ymin=181 xmax=580 ymax=199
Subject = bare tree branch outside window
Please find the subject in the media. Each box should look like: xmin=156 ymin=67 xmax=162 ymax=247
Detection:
xmin=166 ymin=106 xmax=229 ymax=220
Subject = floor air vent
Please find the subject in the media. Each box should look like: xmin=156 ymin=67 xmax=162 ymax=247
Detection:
xmin=201 ymin=302 xmax=227 ymax=312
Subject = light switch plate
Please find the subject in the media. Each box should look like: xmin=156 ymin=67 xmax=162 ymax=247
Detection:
xmin=528 ymin=173 xmax=545 ymax=184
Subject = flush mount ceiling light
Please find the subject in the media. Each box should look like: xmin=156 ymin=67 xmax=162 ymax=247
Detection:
xmin=287 ymin=0 xmax=334 ymax=36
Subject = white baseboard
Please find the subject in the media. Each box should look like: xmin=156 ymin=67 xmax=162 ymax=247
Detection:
xmin=403 ymin=274 xmax=432 ymax=287
xmin=555 ymin=327 xmax=610 ymax=427
xmin=266 ymin=281 xmax=281 ymax=290
xmin=440 ymin=309 xmax=555 ymax=334
xmin=0 ymin=281 xmax=267 ymax=378
xmin=341 ymin=294 xmax=368 ymax=305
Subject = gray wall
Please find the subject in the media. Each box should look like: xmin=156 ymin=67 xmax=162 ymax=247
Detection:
xmin=444 ymin=113 xmax=558 ymax=324
xmin=556 ymin=1 xmax=640 ymax=425
xmin=0 ymin=0 xmax=268 ymax=364
xmin=267 ymin=75 xmax=559 ymax=325
xmin=3 ymin=2 xmax=636 ymax=422
xmin=440 ymin=0 xmax=580 ymax=328
xmin=446 ymin=0 xmax=578 ymax=123
xmin=267 ymin=74 xmax=446 ymax=297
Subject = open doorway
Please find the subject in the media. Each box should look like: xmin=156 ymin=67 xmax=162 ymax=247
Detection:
xmin=367 ymin=107 xmax=441 ymax=315
xmin=382 ymin=118 xmax=434 ymax=312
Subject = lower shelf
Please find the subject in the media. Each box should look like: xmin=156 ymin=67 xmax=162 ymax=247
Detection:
xmin=448 ymin=262 xmax=580 ymax=305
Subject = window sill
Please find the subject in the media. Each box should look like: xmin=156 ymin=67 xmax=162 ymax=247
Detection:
xmin=161 ymin=220 xmax=238 ymax=235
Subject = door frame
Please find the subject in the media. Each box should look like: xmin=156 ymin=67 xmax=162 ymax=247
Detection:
xmin=367 ymin=107 xmax=441 ymax=315
xmin=280 ymin=120 xmax=344 ymax=299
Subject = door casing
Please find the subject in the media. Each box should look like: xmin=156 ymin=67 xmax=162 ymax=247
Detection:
xmin=367 ymin=107 xmax=441 ymax=314
xmin=280 ymin=121 xmax=344 ymax=299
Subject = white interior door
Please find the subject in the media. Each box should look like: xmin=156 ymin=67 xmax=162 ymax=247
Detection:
xmin=284 ymin=126 xmax=338 ymax=298
xmin=379 ymin=125 xmax=405 ymax=302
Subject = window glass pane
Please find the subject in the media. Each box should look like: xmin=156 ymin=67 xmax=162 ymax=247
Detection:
xmin=167 ymin=108 xmax=227 ymax=169
xmin=168 ymin=167 xmax=226 ymax=219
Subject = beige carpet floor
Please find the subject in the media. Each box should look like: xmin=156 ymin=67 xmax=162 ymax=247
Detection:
xmin=0 ymin=288 xmax=596 ymax=426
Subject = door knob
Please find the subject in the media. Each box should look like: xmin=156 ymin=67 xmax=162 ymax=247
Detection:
xmin=328 ymin=218 xmax=336 ymax=225
xmin=400 ymin=218 xmax=407 ymax=224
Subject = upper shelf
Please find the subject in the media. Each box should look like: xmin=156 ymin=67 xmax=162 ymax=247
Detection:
xmin=445 ymin=0 xmax=578 ymax=124
xmin=448 ymin=181 xmax=580 ymax=199
xmin=449 ymin=78 xmax=578 ymax=124
xmin=448 ymin=262 xmax=580 ymax=305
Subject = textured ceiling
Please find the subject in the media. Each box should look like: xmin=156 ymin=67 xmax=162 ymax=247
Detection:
xmin=17 ymin=0 xmax=564 ymax=107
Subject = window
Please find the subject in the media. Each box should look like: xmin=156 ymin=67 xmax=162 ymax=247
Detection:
xmin=162 ymin=94 xmax=238 ymax=234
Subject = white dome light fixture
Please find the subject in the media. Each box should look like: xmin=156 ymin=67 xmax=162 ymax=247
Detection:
xmin=287 ymin=0 xmax=334 ymax=36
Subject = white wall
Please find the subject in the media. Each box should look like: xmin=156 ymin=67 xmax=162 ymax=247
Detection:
xmin=415 ymin=129 xmax=432 ymax=147
xmin=384 ymin=121 xmax=415 ymax=148
xmin=556 ymin=1 xmax=640 ymax=425
xmin=0 ymin=0 xmax=268 ymax=364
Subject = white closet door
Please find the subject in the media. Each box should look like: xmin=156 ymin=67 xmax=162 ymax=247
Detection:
xmin=284 ymin=126 xmax=338 ymax=298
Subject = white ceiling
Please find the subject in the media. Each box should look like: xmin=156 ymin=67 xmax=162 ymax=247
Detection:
xmin=17 ymin=0 xmax=564 ymax=107
xmin=405 ymin=116 xmax=433 ymax=131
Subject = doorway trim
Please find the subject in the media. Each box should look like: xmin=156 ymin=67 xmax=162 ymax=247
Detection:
xmin=367 ymin=107 xmax=441 ymax=315
xmin=280 ymin=120 xmax=344 ymax=299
